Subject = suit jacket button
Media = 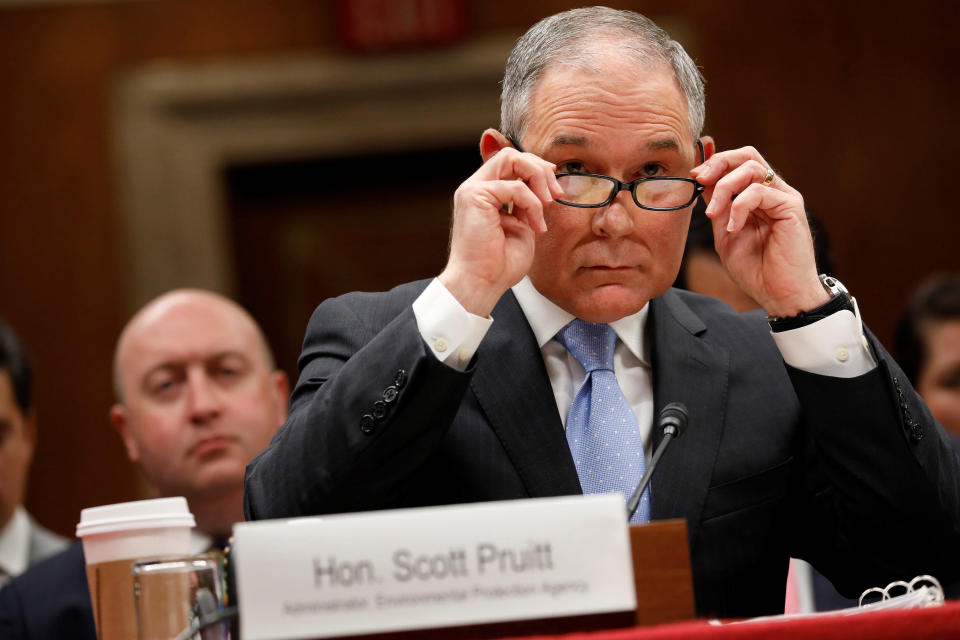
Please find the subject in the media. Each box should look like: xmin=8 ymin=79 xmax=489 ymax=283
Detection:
xmin=394 ymin=369 xmax=407 ymax=389
xmin=372 ymin=400 xmax=387 ymax=419
xmin=360 ymin=415 xmax=375 ymax=433
xmin=383 ymin=385 xmax=398 ymax=403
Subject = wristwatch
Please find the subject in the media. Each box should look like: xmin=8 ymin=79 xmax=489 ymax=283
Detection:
xmin=768 ymin=274 xmax=855 ymax=333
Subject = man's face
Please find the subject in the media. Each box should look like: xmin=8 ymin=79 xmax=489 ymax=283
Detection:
xmin=0 ymin=370 xmax=34 ymax=527
xmin=521 ymin=56 xmax=703 ymax=322
xmin=112 ymin=296 xmax=287 ymax=502
xmin=917 ymin=319 xmax=960 ymax=438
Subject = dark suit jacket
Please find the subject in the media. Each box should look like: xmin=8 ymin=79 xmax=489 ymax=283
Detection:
xmin=245 ymin=281 xmax=960 ymax=618
xmin=811 ymin=434 xmax=960 ymax=611
xmin=0 ymin=542 xmax=96 ymax=640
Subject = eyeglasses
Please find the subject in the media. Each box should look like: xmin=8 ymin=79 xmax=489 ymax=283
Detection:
xmin=508 ymin=135 xmax=704 ymax=212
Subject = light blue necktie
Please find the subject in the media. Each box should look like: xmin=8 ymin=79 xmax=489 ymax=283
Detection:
xmin=557 ymin=319 xmax=650 ymax=524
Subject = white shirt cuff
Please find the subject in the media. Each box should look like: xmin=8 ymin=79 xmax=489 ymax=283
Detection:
xmin=412 ymin=278 xmax=494 ymax=371
xmin=771 ymin=308 xmax=877 ymax=378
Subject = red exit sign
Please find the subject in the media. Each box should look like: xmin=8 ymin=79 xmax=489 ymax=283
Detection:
xmin=335 ymin=0 xmax=469 ymax=52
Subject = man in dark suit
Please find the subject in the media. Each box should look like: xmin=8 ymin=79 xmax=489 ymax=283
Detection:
xmin=0 ymin=290 xmax=289 ymax=638
xmin=244 ymin=7 xmax=960 ymax=618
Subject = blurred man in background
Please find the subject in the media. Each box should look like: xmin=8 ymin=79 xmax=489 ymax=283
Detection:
xmin=0 ymin=320 xmax=67 ymax=588
xmin=0 ymin=289 xmax=288 ymax=638
xmin=110 ymin=289 xmax=289 ymax=543
xmin=896 ymin=273 xmax=960 ymax=445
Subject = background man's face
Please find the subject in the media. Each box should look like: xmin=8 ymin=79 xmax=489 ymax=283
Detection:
xmin=684 ymin=251 xmax=761 ymax=313
xmin=523 ymin=55 xmax=697 ymax=322
xmin=0 ymin=370 xmax=34 ymax=527
xmin=112 ymin=296 xmax=287 ymax=501
xmin=917 ymin=319 xmax=960 ymax=437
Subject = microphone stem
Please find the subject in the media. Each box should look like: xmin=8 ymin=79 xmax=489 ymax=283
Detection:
xmin=625 ymin=431 xmax=675 ymax=520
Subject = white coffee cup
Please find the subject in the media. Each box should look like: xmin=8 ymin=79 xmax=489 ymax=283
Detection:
xmin=77 ymin=496 xmax=195 ymax=563
xmin=77 ymin=497 xmax=196 ymax=640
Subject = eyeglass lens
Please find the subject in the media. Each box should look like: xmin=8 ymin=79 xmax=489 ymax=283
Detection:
xmin=556 ymin=175 xmax=697 ymax=209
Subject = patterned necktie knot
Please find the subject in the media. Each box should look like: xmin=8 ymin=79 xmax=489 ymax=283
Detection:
xmin=557 ymin=319 xmax=617 ymax=373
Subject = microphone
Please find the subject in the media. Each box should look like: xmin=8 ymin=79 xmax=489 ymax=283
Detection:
xmin=173 ymin=589 xmax=233 ymax=640
xmin=625 ymin=402 xmax=688 ymax=521
xmin=196 ymin=588 xmax=224 ymax=640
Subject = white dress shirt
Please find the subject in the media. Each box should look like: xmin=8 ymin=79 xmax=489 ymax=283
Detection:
xmin=190 ymin=530 xmax=214 ymax=555
xmin=0 ymin=506 xmax=30 ymax=583
xmin=509 ymin=277 xmax=656 ymax=459
xmin=412 ymin=276 xmax=877 ymax=464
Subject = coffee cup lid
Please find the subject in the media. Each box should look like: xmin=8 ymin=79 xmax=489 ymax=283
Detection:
xmin=76 ymin=497 xmax=196 ymax=537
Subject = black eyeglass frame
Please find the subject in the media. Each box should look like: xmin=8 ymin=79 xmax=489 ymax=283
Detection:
xmin=507 ymin=135 xmax=705 ymax=212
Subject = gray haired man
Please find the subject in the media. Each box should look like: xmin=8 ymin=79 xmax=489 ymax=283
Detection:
xmin=246 ymin=7 xmax=960 ymax=617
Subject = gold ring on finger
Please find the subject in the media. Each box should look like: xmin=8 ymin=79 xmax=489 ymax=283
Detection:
xmin=762 ymin=167 xmax=776 ymax=186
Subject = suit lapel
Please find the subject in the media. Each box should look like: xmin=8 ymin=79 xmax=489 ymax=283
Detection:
xmin=648 ymin=291 xmax=729 ymax=548
xmin=468 ymin=287 xmax=729 ymax=538
xmin=470 ymin=291 xmax=583 ymax=498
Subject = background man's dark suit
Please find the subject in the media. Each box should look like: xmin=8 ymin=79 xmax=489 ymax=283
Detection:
xmin=0 ymin=542 xmax=96 ymax=640
xmin=245 ymin=280 xmax=960 ymax=618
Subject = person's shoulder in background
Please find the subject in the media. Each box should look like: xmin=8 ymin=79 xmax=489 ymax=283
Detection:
xmin=25 ymin=511 xmax=68 ymax=565
xmin=0 ymin=541 xmax=96 ymax=640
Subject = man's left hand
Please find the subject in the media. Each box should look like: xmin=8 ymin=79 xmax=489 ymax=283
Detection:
xmin=690 ymin=146 xmax=829 ymax=318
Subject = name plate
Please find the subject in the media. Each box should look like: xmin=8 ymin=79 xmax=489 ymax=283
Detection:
xmin=233 ymin=495 xmax=636 ymax=639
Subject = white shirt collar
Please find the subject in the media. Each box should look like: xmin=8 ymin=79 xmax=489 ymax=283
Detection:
xmin=0 ymin=506 xmax=31 ymax=578
xmin=190 ymin=530 xmax=214 ymax=555
xmin=511 ymin=276 xmax=650 ymax=365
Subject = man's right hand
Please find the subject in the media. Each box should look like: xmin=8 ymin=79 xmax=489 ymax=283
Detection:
xmin=439 ymin=141 xmax=562 ymax=318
